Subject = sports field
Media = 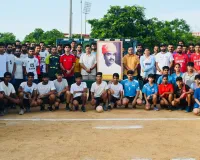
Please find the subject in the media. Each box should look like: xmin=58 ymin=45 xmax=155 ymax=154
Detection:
xmin=0 ymin=105 xmax=200 ymax=160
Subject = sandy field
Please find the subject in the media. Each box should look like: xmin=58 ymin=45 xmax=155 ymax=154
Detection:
xmin=0 ymin=105 xmax=200 ymax=160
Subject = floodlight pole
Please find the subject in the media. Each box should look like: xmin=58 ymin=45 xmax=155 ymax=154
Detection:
xmin=69 ymin=0 xmax=72 ymax=38
xmin=81 ymin=0 xmax=83 ymax=40
xmin=85 ymin=13 xmax=87 ymax=34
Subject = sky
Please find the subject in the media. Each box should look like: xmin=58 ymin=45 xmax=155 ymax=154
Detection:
xmin=1 ymin=0 xmax=200 ymax=40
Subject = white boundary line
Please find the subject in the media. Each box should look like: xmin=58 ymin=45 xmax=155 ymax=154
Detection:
xmin=0 ymin=117 xmax=200 ymax=121
xmin=94 ymin=125 xmax=143 ymax=129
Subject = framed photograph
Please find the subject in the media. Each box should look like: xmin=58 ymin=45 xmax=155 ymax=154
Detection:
xmin=97 ymin=41 xmax=123 ymax=80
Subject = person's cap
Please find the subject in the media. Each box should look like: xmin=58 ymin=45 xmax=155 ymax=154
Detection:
xmin=160 ymin=43 xmax=167 ymax=47
xmin=102 ymin=43 xmax=117 ymax=55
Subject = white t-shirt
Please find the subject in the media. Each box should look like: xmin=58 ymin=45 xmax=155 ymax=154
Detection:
xmin=39 ymin=51 xmax=49 ymax=73
xmin=0 ymin=81 xmax=15 ymax=96
xmin=20 ymin=82 xmax=37 ymax=99
xmin=20 ymin=53 xmax=28 ymax=64
xmin=37 ymin=81 xmax=56 ymax=95
xmin=70 ymin=82 xmax=87 ymax=98
xmin=23 ymin=57 xmax=39 ymax=79
xmin=91 ymin=81 xmax=108 ymax=97
xmin=53 ymin=79 xmax=68 ymax=92
xmin=79 ymin=53 xmax=97 ymax=75
xmin=108 ymin=82 xmax=123 ymax=98
xmin=0 ymin=54 xmax=8 ymax=77
xmin=6 ymin=53 xmax=15 ymax=73
xmin=14 ymin=56 xmax=23 ymax=79
xmin=155 ymin=52 xmax=174 ymax=75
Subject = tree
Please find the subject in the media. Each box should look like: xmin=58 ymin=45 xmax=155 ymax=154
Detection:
xmin=0 ymin=32 xmax=16 ymax=43
xmin=23 ymin=28 xmax=44 ymax=43
xmin=88 ymin=5 xmax=195 ymax=49
xmin=42 ymin=29 xmax=64 ymax=45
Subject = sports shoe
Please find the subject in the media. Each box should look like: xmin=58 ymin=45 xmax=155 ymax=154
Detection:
xmin=66 ymin=106 xmax=71 ymax=111
xmin=185 ymin=106 xmax=191 ymax=113
xmin=19 ymin=109 xmax=24 ymax=115
xmin=81 ymin=106 xmax=86 ymax=112
xmin=75 ymin=106 xmax=79 ymax=111
xmin=40 ymin=105 xmax=45 ymax=111
xmin=103 ymin=105 xmax=108 ymax=111
xmin=153 ymin=106 xmax=159 ymax=111
xmin=107 ymin=104 xmax=112 ymax=110
xmin=0 ymin=111 xmax=4 ymax=116
xmin=26 ymin=107 xmax=31 ymax=113
xmin=55 ymin=106 xmax=59 ymax=110
xmin=48 ymin=106 xmax=53 ymax=112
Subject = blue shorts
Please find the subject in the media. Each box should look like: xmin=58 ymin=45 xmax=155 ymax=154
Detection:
xmin=194 ymin=103 xmax=200 ymax=109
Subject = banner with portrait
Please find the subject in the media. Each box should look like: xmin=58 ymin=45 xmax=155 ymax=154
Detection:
xmin=97 ymin=41 xmax=123 ymax=80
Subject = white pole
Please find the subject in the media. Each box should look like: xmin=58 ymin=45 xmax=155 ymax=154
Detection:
xmin=69 ymin=0 xmax=72 ymax=38
xmin=85 ymin=13 xmax=87 ymax=35
xmin=81 ymin=0 xmax=83 ymax=41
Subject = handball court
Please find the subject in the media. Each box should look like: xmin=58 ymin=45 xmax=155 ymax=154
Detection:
xmin=0 ymin=104 xmax=200 ymax=160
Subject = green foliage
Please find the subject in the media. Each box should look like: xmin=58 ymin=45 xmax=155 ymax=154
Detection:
xmin=0 ymin=32 xmax=16 ymax=43
xmin=88 ymin=5 xmax=197 ymax=49
xmin=23 ymin=28 xmax=64 ymax=45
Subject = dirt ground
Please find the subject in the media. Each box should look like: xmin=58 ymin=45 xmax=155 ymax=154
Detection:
xmin=0 ymin=104 xmax=200 ymax=160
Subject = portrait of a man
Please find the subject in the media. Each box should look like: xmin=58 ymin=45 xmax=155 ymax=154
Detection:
xmin=97 ymin=41 xmax=122 ymax=80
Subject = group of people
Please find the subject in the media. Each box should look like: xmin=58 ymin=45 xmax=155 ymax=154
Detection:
xmin=0 ymin=40 xmax=200 ymax=116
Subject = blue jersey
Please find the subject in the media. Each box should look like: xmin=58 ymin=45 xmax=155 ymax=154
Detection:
xmin=171 ymin=72 xmax=183 ymax=86
xmin=194 ymin=88 xmax=200 ymax=100
xmin=142 ymin=83 xmax=158 ymax=96
xmin=157 ymin=75 xmax=173 ymax=85
xmin=121 ymin=79 xmax=140 ymax=97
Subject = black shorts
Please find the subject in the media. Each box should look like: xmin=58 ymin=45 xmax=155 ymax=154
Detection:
xmin=23 ymin=99 xmax=30 ymax=106
xmin=39 ymin=96 xmax=49 ymax=104
xmin=94 ymin=97 xmax=103 ymax=106
xmin=73 ymin=96 xmax=82 ymax=104
xmin=180 ymin=99 xmax=187 ymax=105
xmin=111 ymin=96 xmax=120 ymax=104
xmin=57 ymin=94 xmax=65 ymax=103
xmin=125 ymin=96 xmax=135 ymax=103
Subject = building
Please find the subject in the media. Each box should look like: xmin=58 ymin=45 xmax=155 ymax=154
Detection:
xmin=192 ymin=32 xmax=200 ymax=37
xmin=64 ymin=33 xmax=90 ymax=38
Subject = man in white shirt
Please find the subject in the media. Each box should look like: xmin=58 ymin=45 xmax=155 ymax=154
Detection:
xmin=13 ymin=47 xmax=24 ymax=90
xmin=70 ymin=73 xmax=87 ymax=112
xmin=91 ymin=72 xmax=108 ymax=111
xmin=23 ymin=47 xmax=39 ymax=83
xmin=53 ymin=72 xmax=71 ymax=111
xmin=0 ymin=43 xmax=7 ymax=81
xmin=0 ymin=72 xmax=21 ymax=116
xmin=39 ymin=42 xmax=49 ymax=74
xmin=80 ymin=45 xmax=97 ymax=80
xmin=37 ymin=73 xmax=56 ymax=111
xmin=108 ymin=73 xmax=123 ymax=109
xmin=155 ymin=43 xmax=174 ymax=80
xmin=5 ymin=43 xmax=15 ymax=77
xmin=20 ymin=44 xmax=28 ymax=60
xmin=99 ymin=43 xmax=121 ymax=75
xmin=18 ymin=72 xmax=37 ymax=115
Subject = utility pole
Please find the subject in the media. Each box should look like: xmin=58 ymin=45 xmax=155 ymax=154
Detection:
xmin=81 ymin=0 xmax=83 ymax=40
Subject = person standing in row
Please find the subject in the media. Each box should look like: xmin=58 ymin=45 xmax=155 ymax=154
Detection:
xmin=80 ymin=45 xmax=97 ymax=80
xmin=60 ymin=44 xmax=76 ymax=86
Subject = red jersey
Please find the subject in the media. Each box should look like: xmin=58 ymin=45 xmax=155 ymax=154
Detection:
xmin=187 ymin=50 xmax=194 ymax=62
xmin=173 ymin=53 xmax=189 ymax=72
xmin=60 ymin=54 xmax=76 ymax=77
xmin=34 ymin=55 xmax=41 ymax=75
xmin=158 ymin=83 xmax=174 ymax=98
xmin=190 ymin=53 xmax=200 ymax=71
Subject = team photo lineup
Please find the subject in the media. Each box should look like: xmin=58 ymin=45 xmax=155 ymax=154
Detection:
xmin=0 ymin=40 xmax=200 ymax=116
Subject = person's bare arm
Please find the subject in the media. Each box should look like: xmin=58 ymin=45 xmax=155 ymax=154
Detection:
xmin=195 ymin=98 xmax=200 ymax=106
xmin=12 ymin=63 xmax=16 ymax=77
xmin=91 ymin=92 xmax=94 ymax=100
xmin=46 ymin=64 xmax=49 ymax=73
xmin=156 ymin=62 xmax=162 ymax=73
xmin=169 ymin=60 xmax=174 ymax=69
xmin=60 ymin=63 xmax=65 ymax=71
xmin=90 ymin=63 xmax=97 ymax=70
